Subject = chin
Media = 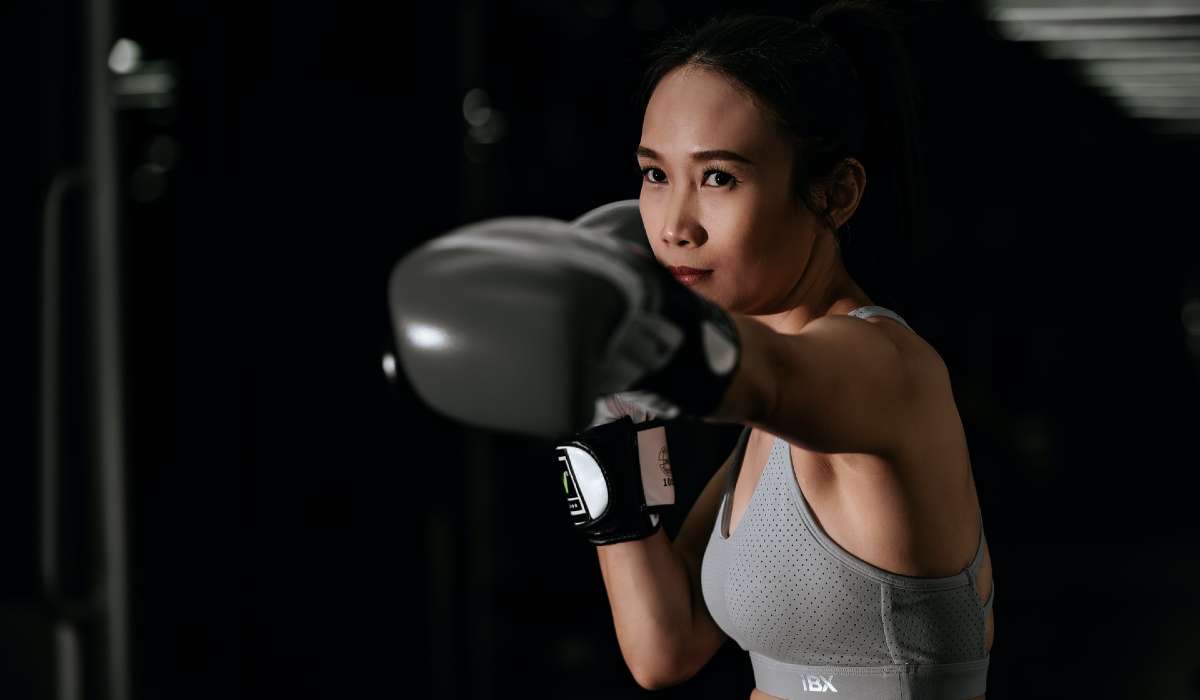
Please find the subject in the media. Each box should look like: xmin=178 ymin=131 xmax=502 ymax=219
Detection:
xmin=695 ymin=287 xmax=727 ymax=309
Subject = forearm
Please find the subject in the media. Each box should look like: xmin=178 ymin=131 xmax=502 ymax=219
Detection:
xmin=595 ymin=527 xmax=694 ymax=687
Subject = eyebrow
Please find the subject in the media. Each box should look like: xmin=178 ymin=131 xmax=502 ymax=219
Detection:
xmin=636 ymin=146 xmax=755 ymax=166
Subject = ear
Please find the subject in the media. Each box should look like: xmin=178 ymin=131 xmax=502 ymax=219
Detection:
xmin=826 ymin=158 xmax=866 ymax=231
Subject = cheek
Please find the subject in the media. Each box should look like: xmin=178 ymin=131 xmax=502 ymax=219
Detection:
xmin=723 ymin=227 xmax=777 ymax=273
xmin=732 ymin=230 xmax=800 ymax=291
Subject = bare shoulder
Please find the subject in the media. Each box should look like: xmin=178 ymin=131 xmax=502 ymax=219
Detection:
xmin=853 ymin=315 xmax=965 ymax=478
xmin=857 ymin=313 xmax=951 ymax=396
xmin=851 ymin=313 xmax=958 ymax=461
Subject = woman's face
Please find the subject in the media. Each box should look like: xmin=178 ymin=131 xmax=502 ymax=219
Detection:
xmin=637 ymin=65 xmax=824 ymax=315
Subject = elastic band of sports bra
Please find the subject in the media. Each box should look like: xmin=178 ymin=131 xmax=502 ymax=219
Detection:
xmin=749 ymin=651 xmax=990 ymax=700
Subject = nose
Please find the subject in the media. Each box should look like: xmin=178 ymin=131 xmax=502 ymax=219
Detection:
xmin=660 ymin=192 xmax=707 ymax=248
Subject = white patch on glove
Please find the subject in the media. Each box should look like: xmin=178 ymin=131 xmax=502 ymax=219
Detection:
xmin=702 ymin=319 xmax=740 ymax=375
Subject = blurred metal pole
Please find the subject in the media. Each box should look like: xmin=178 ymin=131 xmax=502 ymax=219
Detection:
xmin=40 ymin=168 xmax=85 ymax=700
xmin=85 ymin=0 xmax=131 ymax=696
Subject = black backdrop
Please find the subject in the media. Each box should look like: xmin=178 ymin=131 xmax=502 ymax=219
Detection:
xmin=6 ymin=0 xmax=1200 ymax=698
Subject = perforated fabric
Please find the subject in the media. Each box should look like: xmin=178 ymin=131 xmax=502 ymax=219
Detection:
xmin=698 ymin=306 xmax=994 ymax=699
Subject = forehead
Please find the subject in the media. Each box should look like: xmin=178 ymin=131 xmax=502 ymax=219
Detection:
xmin=641 ymin=66 xmax=782 ymax=160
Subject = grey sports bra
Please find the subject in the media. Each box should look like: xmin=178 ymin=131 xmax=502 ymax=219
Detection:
xmin=699 ymin=305 xmax=994 ymax=699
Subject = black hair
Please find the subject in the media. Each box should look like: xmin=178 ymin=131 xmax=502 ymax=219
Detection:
xmin=638 ymin=1 xmax=925 ymax=253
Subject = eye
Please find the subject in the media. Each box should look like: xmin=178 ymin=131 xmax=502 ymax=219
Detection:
xmin=638 ymin=166 xmax=738 ymax=188
xmin=704 ymin=169 xmax=737 ymax=188
xmin=639 ymin=166 xmax=666 ymax=184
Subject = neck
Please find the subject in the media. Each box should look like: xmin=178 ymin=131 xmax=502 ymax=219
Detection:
xmin=750 ymin=230 xmax=871 ymax=336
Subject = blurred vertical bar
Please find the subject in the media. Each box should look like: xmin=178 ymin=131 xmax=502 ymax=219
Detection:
xmin=40 ymin=167 xmax=85 ymax=700
xmin=465 ymin=431 xmax=493 ymax=700
xmin=85 ymin=0 xmax=130 ymax=697
xmin=427 ymin=510 xmax=454 ymax=696
xmin=458 ymin=1 xmax=495 ymax=697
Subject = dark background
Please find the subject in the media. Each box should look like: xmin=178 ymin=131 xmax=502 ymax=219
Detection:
xmin=5 ymin=0 xmax=1200 ymax=698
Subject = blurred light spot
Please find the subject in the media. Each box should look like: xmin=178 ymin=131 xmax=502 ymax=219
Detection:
xmin=466 ymin=106 xmax=493 ymax=127
xmin=1182 ymin=298 xmax=1200 ymax=336
xmin=114 ymin=72 xmax=176 ymax=96
xmin=462 ymin=88 xmax=492 ymax=126
xmin=381 ymin=353 xmax=398 ymax=381
xmin=406 ymin=323 xmax=451 ymax=350
xmin=986 ymin=2 xmax=1200 ymax=136
xmin=468 ymin=110 xmax=507 ymax=144
xmin=1040 ymin=38 xmax=1200 ymax=62
xmin=632 ymin=0 xmax=665 ymax=31
xmin=1001 ymin=22 xmax=1200 ymax=42
xmin=147 ymin=134 xmax=178 ymax=170
xmin=992 ymin=6 xmax=1200 ymax=22
xmin=130 ymin=164 xmax=167 ymax=202
xmin=108 ymin=38 xmax=142 ymax=74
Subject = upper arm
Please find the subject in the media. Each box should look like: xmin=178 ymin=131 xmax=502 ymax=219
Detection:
xmin=764 ymin=315 xmax=934 ymax=457
xmin=672 ymin=448 xmax=732 ymax=582
xmin=661 ymin=442 xmax=736 ymax=684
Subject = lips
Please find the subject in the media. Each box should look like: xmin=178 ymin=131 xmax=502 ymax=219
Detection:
xmin=666 ymin=265 xmax=713 ymax=286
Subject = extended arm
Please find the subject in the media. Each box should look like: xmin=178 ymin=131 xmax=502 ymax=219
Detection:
xmin=705 ymin=313 xmax=929 ymax=457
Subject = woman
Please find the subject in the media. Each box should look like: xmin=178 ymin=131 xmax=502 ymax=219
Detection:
xmin=594 ymin=4 xmax=995 ymax=699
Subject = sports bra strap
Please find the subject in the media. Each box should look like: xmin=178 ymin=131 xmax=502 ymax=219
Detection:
xmin=966 ymin=518 xmax=988 ymax=579
xmin=846 ymin=305 xmax=913 ymax=331
xmin=720 ymin=426 xmax=753 ymax=537
xmin=965 ymin=516 xmax=994 ymax=618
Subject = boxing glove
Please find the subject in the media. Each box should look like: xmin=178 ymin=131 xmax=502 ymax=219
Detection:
xmin=385 ymin=201 xmax=741 ymax=439
xmin=570 ymin=199 xmax=653 ymax=253
xmin=556 ymin=393 xmax=675 ymax=545
xmin=559 ymin=202 xmax=681 ymax=543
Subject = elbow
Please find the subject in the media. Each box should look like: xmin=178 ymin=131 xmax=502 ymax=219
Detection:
xmin=631 ymin=650 xmax=693 ymax=691
xmin=631 ymin=658 xmax=669 ymax=690
xmin=632 ymin=670 xmax=662 ymax=691
xmin=633 ymin=666 xmax=678 ymax=691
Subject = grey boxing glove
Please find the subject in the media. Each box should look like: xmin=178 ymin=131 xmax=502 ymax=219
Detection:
xmin=386 ymin=201 xmax=741 ymax=439
xmin=570 ymin=199 xmax=653 ymax=253
xmin=572 ymin=202 xmax=742 ymax=422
